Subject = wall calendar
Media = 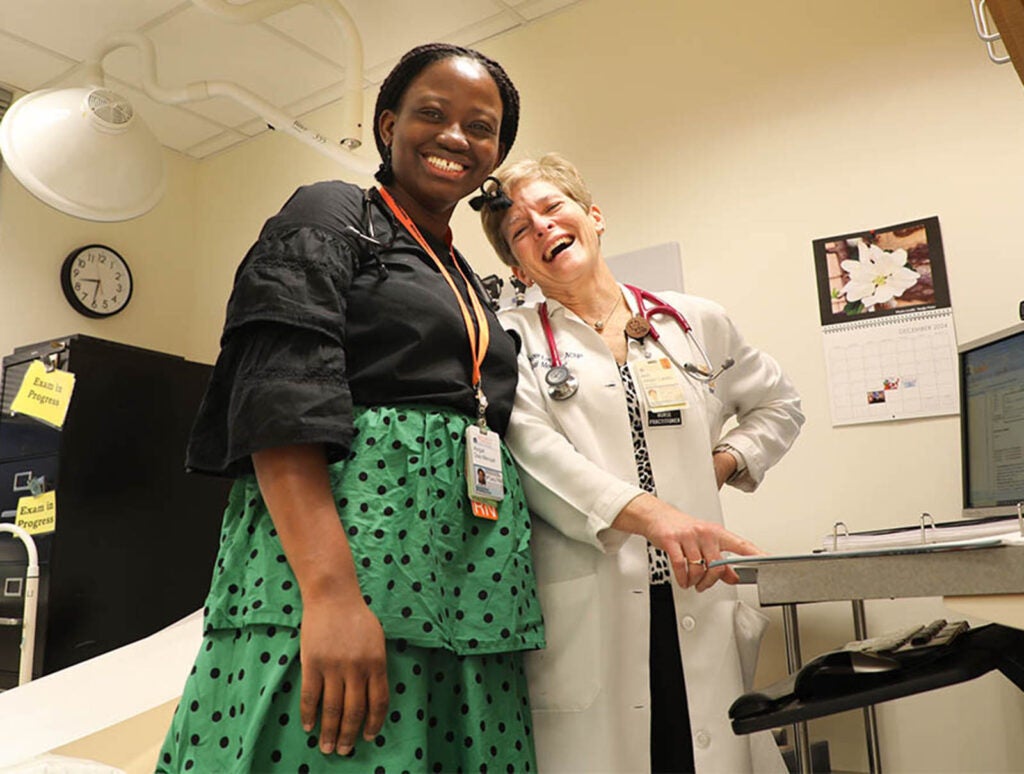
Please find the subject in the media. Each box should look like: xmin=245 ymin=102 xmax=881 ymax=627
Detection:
xmin=812 ymin=216 xmax=958 ymax=426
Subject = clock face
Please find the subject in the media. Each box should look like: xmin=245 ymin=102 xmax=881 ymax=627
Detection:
xmin=60 ymin=244 xmax=133 ymax=318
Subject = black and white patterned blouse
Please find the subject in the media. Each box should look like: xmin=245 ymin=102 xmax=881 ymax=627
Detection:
xmin=618 ymin=363 xmax=673 ymax=585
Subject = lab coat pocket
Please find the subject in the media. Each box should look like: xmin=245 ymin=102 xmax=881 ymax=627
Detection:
xmin=733 ymin=600 xmax=770 ymax=691
xmin=702 ymin=387 xmax=728 ymax=438
xmin=524 ymin=574 xmax=601 ymax=712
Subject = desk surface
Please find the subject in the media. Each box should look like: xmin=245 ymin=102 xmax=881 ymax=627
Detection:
xmin=744 ymin=543 xmax=1024 ymax=605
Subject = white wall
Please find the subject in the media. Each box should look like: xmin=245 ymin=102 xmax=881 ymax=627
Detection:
xmin=2 ymin=0 xmax=1024 ymax=771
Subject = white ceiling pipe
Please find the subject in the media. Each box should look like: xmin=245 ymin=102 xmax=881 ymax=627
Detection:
xmin=191 ymin=0 xmax=365 ymax=149
xmin=84 ymin=30 xmax=375 ymax=176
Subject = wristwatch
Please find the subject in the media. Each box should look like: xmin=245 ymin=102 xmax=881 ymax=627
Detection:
xmin=713 ymin=443 xmax=747 ymax=483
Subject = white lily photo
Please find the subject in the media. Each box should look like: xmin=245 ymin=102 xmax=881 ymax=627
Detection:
xmin=839 ymin=242 xmax=921 ymax=310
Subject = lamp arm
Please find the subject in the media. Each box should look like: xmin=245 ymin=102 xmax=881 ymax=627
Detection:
xmin=86 ymin=31 xmax=374 ymax=177
xmin=190 ymin=0 xmax=363 ymax=149
xmin=0 ymin=524 xmax=40 ymax=687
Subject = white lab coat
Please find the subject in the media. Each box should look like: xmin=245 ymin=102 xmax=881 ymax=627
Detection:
xmin=501 ymin=287 xmax=804 ymax=774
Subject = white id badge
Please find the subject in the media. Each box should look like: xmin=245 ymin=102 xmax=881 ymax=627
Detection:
xmin=631 ymin=358 xmax=688 ymax=411
xmin=465 ymin=425 xmax=505 ymax=502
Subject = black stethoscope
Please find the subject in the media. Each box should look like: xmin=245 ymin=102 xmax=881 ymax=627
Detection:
xmin=339 ymin=187 xmax=497 ymax=314
xmin=538 ymin=284 xmax=735 ymax=401
xmin=339 ymin=188 xmax=399 ymax=278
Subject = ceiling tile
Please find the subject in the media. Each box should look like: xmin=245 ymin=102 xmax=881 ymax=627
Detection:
xmin=444 ymin=9 xmax=523 ymax=47
xmin=280 ymin=81 xmax=349 ymax=121
xmin=514 ymin=0 xmax=581 ymax=21
xmin=259 ymin=2 xmax=365 ymax=71
xmin=234 ymin=115 xmax=272 ymax=137
xmin=185 ymin=129 xmax=250 ymax=159
xmin=102 ymin=4 xmax=344 ymax=128
xmin=266 ymin=0 xmax=507 ymax=73
xmin=0 ymin=0 xmax=186 ymax=61
xmin=109 ymin=79 xmax=231 ymax=153
xmin=0 ymin=32 xmax=76 ymax=92
xmin=46 ymin=65 xmax=106 ymax=90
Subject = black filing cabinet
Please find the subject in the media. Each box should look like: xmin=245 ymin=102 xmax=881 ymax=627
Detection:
xmin=0 ymin=335 xmax=229 ymax=688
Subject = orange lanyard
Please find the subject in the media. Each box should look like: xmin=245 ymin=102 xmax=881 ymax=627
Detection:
xmin=377 ymin=186 xmax=492 ymax=425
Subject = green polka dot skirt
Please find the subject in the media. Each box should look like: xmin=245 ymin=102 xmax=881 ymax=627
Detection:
xmin=159 ymin=406 xmax=543 ymax=772
xmin=157 ymin=627 xmax=536 ymax=773
xmin=202 ymin=406 xmax=544 ymax=655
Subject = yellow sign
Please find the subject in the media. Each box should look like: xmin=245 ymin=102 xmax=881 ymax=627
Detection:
xmin=10 ymin=360 xmax=76 ymax=428
xmin=16 ymin=491 xmax=57 ymax=535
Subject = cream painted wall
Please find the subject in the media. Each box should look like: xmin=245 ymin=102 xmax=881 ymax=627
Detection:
xmin=186 ymin=107 xmax=376 ymax=363
xmin=0 ymin=151 xmax=199 ymax=363
xmin=3 ymin=0 xmax=1024 ymax=770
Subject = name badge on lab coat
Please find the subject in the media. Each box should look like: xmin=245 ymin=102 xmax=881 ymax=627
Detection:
xmin=631 ymin=358 xmax=687 ymax=427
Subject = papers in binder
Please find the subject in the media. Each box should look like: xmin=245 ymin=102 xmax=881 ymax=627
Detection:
xmin=820 ymin=514 xmax=1024 ymax=552
xmin=708 ymin=536 xmax=1016 ymax=569
xmin=706 ymin=510 xmax=1024 ymax=570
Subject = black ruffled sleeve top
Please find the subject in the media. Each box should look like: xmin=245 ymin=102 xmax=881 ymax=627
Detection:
xmin=186 ymin=180 xmax=518 ymax=478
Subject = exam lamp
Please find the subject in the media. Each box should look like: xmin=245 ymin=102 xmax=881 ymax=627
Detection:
xmin=0 ymin=86 xmax=166 ymax=222
xmin=0 ymin=0 xmax=372 ymax=222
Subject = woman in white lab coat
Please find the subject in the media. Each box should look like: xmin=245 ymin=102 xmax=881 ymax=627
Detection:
xmin=478 ymin=154 xmax=804 ymax=773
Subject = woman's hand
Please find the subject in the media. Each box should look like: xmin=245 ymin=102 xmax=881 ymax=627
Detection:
xmin=253 ymin=444 xmax=389 ymax=755
xmin=613 ymin=493 xmax=764 ymax=591
xmin=299 ymin=589 xmax=388 ymax=755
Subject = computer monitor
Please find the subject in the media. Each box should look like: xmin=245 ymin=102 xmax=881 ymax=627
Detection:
xmin=959 ymin=322 xmax=1024 ymax=517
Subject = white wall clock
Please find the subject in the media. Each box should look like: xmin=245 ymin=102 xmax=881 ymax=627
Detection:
xmin=60 ymin=244 xmax=133 ymax=318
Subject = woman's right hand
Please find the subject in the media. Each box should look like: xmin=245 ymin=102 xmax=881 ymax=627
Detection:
xmin=613 ymin=493 xmax=764 ymax=591
xmin=252 ymin=443 xmax=389 ymax=755
xmin=299 ymin=592 xmax=389 ymax=755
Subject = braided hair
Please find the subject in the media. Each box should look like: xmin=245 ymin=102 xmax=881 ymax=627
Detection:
xmin=373 ymin=43 xmax=520 ymax=185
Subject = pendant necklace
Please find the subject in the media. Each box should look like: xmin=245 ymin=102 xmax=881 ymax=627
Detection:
xmin=588 ymin=291 xmax=622 ymax=331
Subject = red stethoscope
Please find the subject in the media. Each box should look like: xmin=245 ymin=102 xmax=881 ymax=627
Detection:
xmin=538 ymin=284 xmax=734 ymax=401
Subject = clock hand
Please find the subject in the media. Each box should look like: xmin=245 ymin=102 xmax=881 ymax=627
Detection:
xmin=78 ymin=277 xmax=101 ymax=303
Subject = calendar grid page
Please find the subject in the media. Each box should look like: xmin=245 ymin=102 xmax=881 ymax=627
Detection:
xmin=822 ymin=308 xmax=958 ymax=426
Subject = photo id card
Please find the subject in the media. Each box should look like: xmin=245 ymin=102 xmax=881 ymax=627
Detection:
xmin=631 ymin=358 xmax=688 ymax=411
xmin=465 ymin=425 xmax=505 ymax=503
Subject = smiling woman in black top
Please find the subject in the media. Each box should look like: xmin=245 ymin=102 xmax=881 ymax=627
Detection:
xmin=158 ymin=44 xmax=543 ymax=774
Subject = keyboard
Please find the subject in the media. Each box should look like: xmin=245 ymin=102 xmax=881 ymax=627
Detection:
xmin=844 ymin=619 xmax=969 ymax=655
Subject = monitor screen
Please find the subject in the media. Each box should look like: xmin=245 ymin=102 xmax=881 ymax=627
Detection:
xmin=960 ymin=323 xmax=1024 ymax=517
